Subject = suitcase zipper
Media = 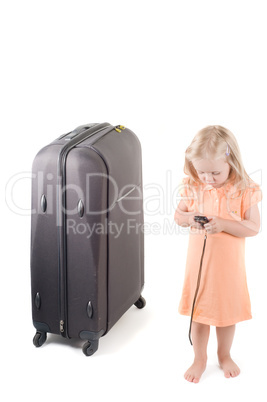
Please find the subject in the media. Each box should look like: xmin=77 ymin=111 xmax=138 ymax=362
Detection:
xmin=115 ymin=125 xmax=126 ymax=133
xmin=60 ymin=320 xmax=64 ymax=333
xmin=57 ymin=123 xmax=114 ymax=338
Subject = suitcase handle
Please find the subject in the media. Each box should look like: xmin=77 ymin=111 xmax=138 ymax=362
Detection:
xmin=65 ymin=123 xmax=98 ymax=140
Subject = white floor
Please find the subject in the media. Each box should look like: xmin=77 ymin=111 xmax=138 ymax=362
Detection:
xmin=2 ymin=234 xmax=265 ymax=402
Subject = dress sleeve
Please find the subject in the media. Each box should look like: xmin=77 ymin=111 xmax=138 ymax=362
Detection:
xmin=177 ymin=177 xmax=195 ymax=209
xmin=242 ymin=182 xmax=263 ymax=215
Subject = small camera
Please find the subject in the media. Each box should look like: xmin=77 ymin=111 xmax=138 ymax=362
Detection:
xmin=194 ymin=216 xmax=209 ymax=227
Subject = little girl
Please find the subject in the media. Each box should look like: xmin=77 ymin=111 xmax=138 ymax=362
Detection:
xmin=174 ymin=125 xmax=262 ymax=383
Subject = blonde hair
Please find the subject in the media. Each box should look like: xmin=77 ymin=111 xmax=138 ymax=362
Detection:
xmin=184 ymin=125 xmax=251 ymax=194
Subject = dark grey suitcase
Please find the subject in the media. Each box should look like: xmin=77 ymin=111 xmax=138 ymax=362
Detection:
xmin=30 ymin=123 xmax=145 ymax=356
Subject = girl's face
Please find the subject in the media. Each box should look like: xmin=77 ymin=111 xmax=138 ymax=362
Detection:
xmin=192 ymin=158 xmax=231 ymax=188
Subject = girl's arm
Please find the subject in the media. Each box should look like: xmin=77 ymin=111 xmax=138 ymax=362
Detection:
xmin=174 ymin=200 xmax=203 ymax=229
xmin=206 ymin=204 xmax=261 ymax=237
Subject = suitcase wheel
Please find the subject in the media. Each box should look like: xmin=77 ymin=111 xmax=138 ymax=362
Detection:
xmin=134 ymin=295 xmax=146 ymax=309
xmin=33 ymin=331 xmax=47 ymax=348
xmin=82 ymin=340 xmax=99 ymax=357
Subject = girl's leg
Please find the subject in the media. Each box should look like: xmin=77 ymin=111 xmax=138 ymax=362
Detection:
xmin=216 ymin=324 xmax=240 ymax=378
xmin=184 ymin=321 xmax=210 ymax=383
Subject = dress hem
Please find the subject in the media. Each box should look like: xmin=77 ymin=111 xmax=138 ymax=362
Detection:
xmin=178 ymin=309 xmax=252 ymax=327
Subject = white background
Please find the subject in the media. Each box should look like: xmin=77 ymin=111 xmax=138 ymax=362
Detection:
xmin=1 ymin=0 xmax=266 ymax=400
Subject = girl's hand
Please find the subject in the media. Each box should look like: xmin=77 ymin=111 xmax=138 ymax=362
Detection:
xmin=188 ymin=214 xmax=206 ymax=231
xmin=204 ymin=216 xmax=225 ymax=234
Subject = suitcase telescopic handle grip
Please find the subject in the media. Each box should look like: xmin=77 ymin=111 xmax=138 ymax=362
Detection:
xmin=59 ymin=123 xmax=111 ymax=142
xmin=60 ymin=124 xmax=96 ymax=141
xmin=70 ymin=123 xmax=97 ymax=137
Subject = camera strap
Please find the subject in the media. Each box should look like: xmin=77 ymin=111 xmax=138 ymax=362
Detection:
xmin=188 ymin=232 xmax=207 ymax=345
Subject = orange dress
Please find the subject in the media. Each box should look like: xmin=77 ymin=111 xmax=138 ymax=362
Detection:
xmin=176 ymin=177 xmax=262 ymax=327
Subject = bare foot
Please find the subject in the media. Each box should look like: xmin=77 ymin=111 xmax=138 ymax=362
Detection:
xmin=184 ymin=359 xmax=207 ymax=383
xmin=218 ymin=355 xmax=240 ymax=378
